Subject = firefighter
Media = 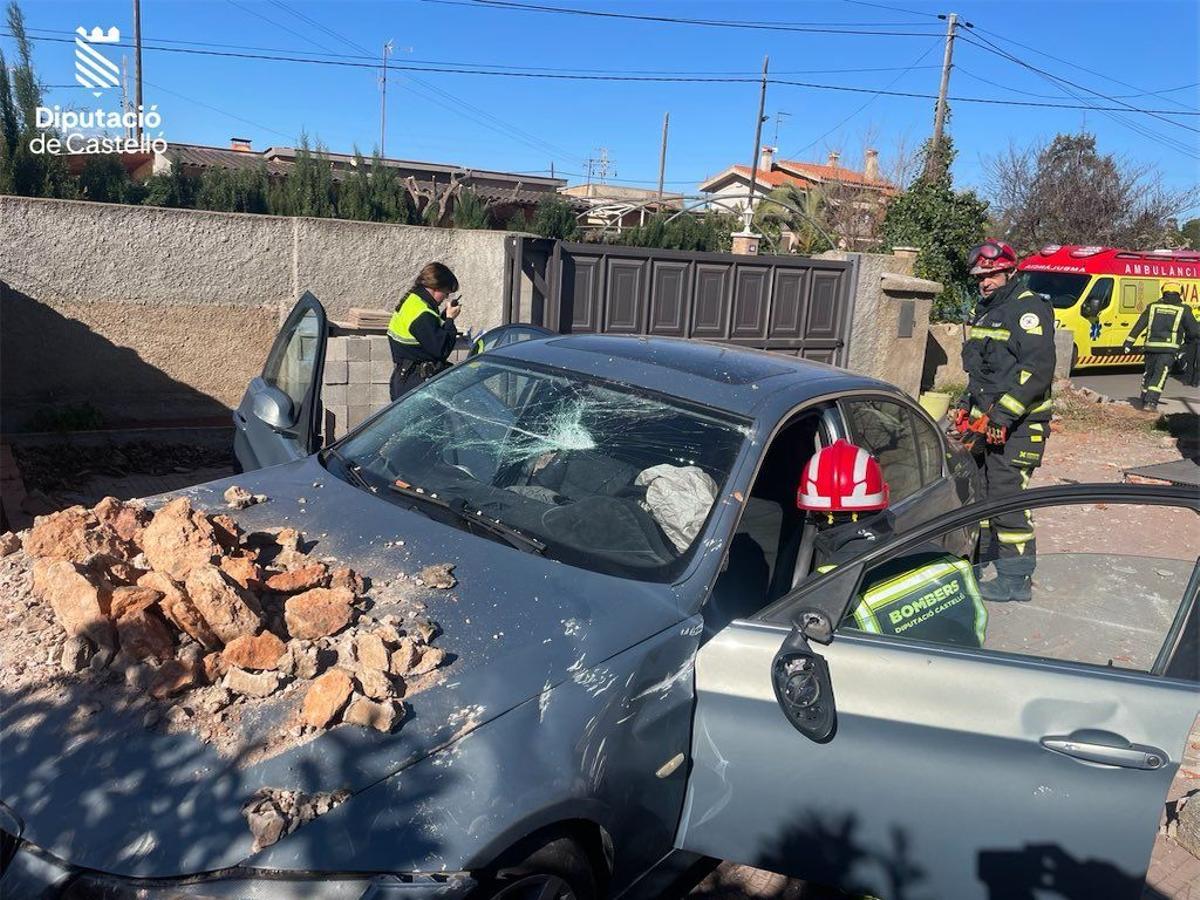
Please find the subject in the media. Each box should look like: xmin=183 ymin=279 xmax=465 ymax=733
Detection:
xmin=388 ymin=262 xmax=463 ymax=400
xmin=1122 ymin=281 xmax=1200 ymax=411
xmin=952 ymin=239 xmax=1056 ymax=602
xmin=798 ymin=440 xmax=987 ymax=648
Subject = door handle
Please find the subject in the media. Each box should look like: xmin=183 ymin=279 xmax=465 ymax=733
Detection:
xmin=1040 ymin=734 xmax=1168 ymax=770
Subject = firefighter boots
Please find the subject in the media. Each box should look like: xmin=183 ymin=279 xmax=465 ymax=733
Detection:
xmin=979 ymin=573 xmax=1032 ymax=603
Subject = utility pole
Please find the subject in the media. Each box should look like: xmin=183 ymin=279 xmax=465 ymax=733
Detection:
xmin=656 ymin=112 xmax=669 ymax=202
xmin=930 ymin=12 xmax=958 ymax=171
xmin=121 ymin=55 xmax=130 ymax=140
xmin=744 ymin=55 xmax=769 ymax=232
xmin=132 ymin=0 xmax=143 ymax=139
xmin=379 ymin=40 xmax=394 ymax=157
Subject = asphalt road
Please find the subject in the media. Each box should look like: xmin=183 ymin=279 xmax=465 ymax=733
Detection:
xmin=1071 ymin=364 xmax=1200 ymax=415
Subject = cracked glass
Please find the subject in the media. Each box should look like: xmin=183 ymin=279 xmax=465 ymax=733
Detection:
xmin=331 ymin=358 xmax=749 ymax=580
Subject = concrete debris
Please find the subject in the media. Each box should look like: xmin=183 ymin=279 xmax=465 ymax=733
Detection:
xmin=223 ymin=485 xmax=267 ymax=510
xmin=417 ymin=563 xmax=456 ymax=589
xmin=242 ymin=787 xmax=349 ymax=852
xmin=285 ymin=587 xmax=354 ymax=640
xmin=222 ymin=631 xmax=286 ymax=671
xmin=225 ymin=666 xmax=284 ymax=698
xmin=343 ymin=695 xmax=403 ymax=732
xmin=1178 ymin=793 xmax=1200 ymax=858
xmin=4 ymin=490 xmax=452 ymax=760
xmin=0 ymin=531 xmax=22 ymax=556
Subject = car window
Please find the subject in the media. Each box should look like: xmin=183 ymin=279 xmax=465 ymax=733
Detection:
xmin=331 ymin=358 xmax=749 ymax=581
xmin=912 ymin=412 xmax=944 ymax=484
xmin=841 ymin=399 xmax=925 ymax=502
xmin=836 ymin=498 xmax=1199 ymax=675
xmin=264 ymin=308 xmax=320 ymax=410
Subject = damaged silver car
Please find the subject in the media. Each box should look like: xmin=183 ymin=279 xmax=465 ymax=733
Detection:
xmin=2 ymin=309 xmax=1197 ymax=899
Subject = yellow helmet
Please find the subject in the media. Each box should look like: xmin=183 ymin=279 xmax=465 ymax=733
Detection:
xmin=1162 ymin=280 xmax=1183 ymax=295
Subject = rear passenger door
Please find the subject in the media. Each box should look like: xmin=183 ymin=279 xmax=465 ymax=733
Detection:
xmin=839 ymin=395 xmax=969 ymax=555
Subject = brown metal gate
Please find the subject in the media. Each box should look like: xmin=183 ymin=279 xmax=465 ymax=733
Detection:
xmin=503 ymin=236 xmax=857 ymax=366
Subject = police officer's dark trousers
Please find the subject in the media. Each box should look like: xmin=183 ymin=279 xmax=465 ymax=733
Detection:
xmin=1141 ymin=351 xmax=1174 ymax=406
xmin=978 ymin=420 xmax=1045 ymax=578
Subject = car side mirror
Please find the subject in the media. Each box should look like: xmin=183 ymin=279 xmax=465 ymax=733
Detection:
xmin=772 ymin=619 xmax=837 ymax=743
xmin=251 ymin=379 xmax=296 ymax=431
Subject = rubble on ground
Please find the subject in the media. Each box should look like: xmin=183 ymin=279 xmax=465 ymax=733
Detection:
xmin=1 ymin=492 xmax=454 ymax=761
xmin=242 ymin=786 xmax=351 ymax=851
xmin=417 ymin=563 xmax=456 ymax=589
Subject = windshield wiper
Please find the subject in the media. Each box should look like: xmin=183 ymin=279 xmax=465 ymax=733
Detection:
xmin=387 ymin=481 xmax=546 ymax=555
xmin=323 ymin=447 xmax=376 ymax=494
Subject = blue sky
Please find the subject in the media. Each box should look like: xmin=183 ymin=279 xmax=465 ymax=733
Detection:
xmin=10 ymin=0 xmax=1200 ymax=212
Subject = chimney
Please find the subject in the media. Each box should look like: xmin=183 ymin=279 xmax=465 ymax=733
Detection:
xmin=865 ymin=148 xmax=879 ymax=181
xmin=827 ymin=150 xmax=840 ymax=168
xmin=760 ymin=145 xmax=775 ymax=172
xmin=230 ymin=137 xmax=252 ymax=152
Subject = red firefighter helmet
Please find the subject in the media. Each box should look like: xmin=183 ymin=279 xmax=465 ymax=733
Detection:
xmin=968 ymin=239 xmax=1018 ymax=276
xmin=796 ymin=439 xmax=890 ymax=512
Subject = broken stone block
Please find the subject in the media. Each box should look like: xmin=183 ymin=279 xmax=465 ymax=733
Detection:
xmin=23 ymin=506 xmax=132 ymax=565
xmin=0 ymin=531 xmax=21 ymax=557
xmin=285 ymin=587 xmax=354 ymax=640
xmin=225 ymin=666 xmax=283 ymax=698
xmin=109 ymin=585 xmax=162 ymax=619
xmin=388 ymin=638 xmax=420 ymax=676
xmin=301 ymin=669 xmax=353 ymax=728
xmin=223 ymin=485 xmax=263 ymax=510
xmin=355 ymin=666 xmax=394 ymax=701
xmin=124 ymin=661 xmax=151 ymax=692
xmin=276 ymin=528 xmax=302 ymax=552
xmin=139 ymin=571 xmax=221 ymax=650
xmin=243 ymin=797 xmax=287 ymax=851
xmin=373 ymin=622 xmax=401 ymax=644
xmin=354 ymin=632 xmax=389 ymax=672
xmin=265 ymin=562 xmax=328 ymax=593
xmin=411 ymin=620 xmax=438 ymax=644
xmin=142 ymin=498 xmax=222 ymax=581
xmin=343 ymin=696 xmax=402 ymax=732
xmin=222 ymin=632 xmax=286 ymax=671
xmin=116 ymin=607 xmax=175 ymax=660
xmin=104 ymin=560 xmax=148 ymax=586
xmin=202 ymin=651 xmax=227 ymax=684
xmin=417 ymin=563 xmax=456 ymax=589
xmin=208 ymin=513 xmax=242 ymax=549
xmin=290 ymin=642 xmax=323 ymax=679
xmin=32 ymin=558 xmax=114 ymax=648
xmin=92 ymin=496 xmax=151 ymax=546
xmin=184 ymin=564 xmax=263 ymax=645
xmin=150 ymin=657 xmax=201 ymax=699
xmin=410 ymin=645 xmax=447 ymax=676
xmin=219 ymin=555 xmax=263 ymax=592
xmin=328 ymin=567 xmax=364 ymax=594
xmin=60 ymin=636 xmax=94 ymax=673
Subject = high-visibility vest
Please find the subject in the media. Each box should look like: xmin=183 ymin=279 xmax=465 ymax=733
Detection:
xmin=822 ymin=553 xmax=987 ymax=647
xmin=388 ymin=292 xmax=443 ymax=346
xmin=1144 ymin=302 xmax=1187 ymax=351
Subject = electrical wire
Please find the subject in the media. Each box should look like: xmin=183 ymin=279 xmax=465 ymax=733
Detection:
xmin=418 ymin=0 xmax=942 ymax=35
xmin=954 ymin=63 xmax=1199 ymax=108
xmin=838 ymin=0 xmax=942 ymax=20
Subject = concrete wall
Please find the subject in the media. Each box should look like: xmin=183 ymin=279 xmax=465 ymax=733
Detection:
xmin=0 ymin=196 xmax=510 ymax=430
xmin=924 ymin=323 xmax=969 ymax=392
xmin=820 ymin=250 xmax=939 ymax=399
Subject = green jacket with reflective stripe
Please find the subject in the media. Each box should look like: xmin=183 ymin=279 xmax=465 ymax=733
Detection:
xmin=1127 ymin=298 xmax=1200 ymax=353
xmin=962 ymin=280 xmax=1056 ymax=428
xmin=388 ymin=288 xmax=457 ymax=364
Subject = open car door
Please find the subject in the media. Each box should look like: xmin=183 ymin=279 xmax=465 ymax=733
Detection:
xmin=233 ymin=292 xmax=327 ymax=472
xmin=678 ymin=483 xmax=1199 ymax=899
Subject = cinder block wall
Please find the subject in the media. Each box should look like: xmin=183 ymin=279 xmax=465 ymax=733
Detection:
xmin=0 ymin=196 xmax=510 ymax=431
xmin=322 ymin=334 xmax=394 ymax=440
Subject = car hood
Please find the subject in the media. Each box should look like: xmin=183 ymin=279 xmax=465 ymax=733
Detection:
xmin=0 ymin=456 xmax=688 ymax=878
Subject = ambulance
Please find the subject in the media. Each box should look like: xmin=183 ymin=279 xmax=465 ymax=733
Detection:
xmin=1013 ymin=245 xmax=1200 ymax=370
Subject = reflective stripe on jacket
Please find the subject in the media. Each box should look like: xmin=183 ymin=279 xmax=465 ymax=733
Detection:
xmin=1127 ymin=299 xmax=1200 ymax=352
xmin=388 ymin=292 xmax=444 ymax=345
xmin=849 ymin=554 xmax=987 ymax=647
xmin=962 ymin=281 xmax=1056 ymax=428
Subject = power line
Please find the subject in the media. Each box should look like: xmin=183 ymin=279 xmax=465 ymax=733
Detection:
xmin=838 ymin=0 xmax=942 ymax=19
xmin=222 ymin=0 xmax=344 ymax=56
xmin=143 ymin=78 xmax=295 ymax=140
xmin=418 ymin=0 xmax=943 ymax=35
xmin=9 ymin=30 xmax=1200 ymax=117
xmin=953 ymin=64 xmax=1200 ymax=108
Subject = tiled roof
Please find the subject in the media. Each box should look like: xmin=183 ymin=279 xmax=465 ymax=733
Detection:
xmin=702 ymin=162 xmax=895 ymax=195
xmin=775 ymin=159 xmax=893 ymax=190
xmin=168 ymin=144 xmax=291 ymax=176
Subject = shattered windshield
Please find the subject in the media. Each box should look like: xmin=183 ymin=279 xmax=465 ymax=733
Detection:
xmin=330 ymin=358 xmax=749 ymax=580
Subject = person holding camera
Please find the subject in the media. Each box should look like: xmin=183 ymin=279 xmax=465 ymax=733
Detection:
xmin=387 ymin=262 xmax=463 ymax=400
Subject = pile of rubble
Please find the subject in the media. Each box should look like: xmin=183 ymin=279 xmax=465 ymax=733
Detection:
xmin=1 ymin=487 xmax=450 ymax=750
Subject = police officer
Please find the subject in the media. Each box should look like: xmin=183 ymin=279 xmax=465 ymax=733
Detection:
xmin=797 ymin=440 xmax=987 ymax=648
xmin=1122 ymin=281 xmax=1200 ymax=412
xmin=953 ymin=239 xmax=1056 ymax=603
xmin=388 ymin=262 xmax=463 ymax=400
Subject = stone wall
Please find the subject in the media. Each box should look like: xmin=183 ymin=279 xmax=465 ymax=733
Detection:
xmin=924 ymin=323 xmax=969 ymax=392
xmin=0 ymin=196 xmax=511 ymax=431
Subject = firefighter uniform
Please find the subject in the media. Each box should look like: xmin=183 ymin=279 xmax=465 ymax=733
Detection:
xmin=387 ymin=287 xmax=458 ymax=400
xmin=961 ymin=280 xmax=1056 ymax=582
xmin=1124 ymin=287 xmax=1200 ymax=410
xmin=813 ymin=512 xmax=987 ymax=648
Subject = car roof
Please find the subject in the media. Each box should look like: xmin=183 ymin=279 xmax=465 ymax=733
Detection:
xmin=490 ymin=333 xmax=893 ymax=416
